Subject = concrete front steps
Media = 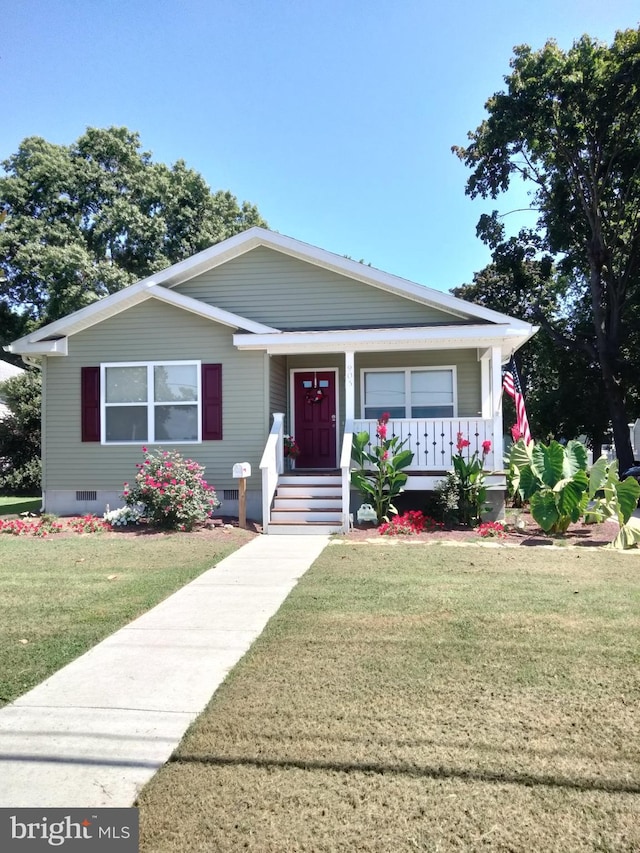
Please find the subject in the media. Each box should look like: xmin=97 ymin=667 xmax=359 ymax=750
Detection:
xmin=267 ymin=472 xmax=344 ymax=534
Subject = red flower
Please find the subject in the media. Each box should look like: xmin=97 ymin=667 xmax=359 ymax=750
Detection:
xmin=377 ymin=423 xmax=388 ymax=440
xmin=482 ymin=440 xmax=492 ymax=454
xmin=380 ymin=412 xmax=391 ymax=424
xmin=456 ymin=432 xmax=471 ymax=453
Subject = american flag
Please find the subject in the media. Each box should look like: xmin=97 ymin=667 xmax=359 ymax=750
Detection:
xmin=503 ymin=356 xmax=532 ymax=444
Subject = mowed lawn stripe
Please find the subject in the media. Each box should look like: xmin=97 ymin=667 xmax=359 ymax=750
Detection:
xmin=0 ymin=531 xmax=253 ymax=706
xmin=137 ymin=544 xmax=640 ymax=853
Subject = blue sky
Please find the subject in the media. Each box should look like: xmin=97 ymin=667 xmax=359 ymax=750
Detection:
xmin=3 ymin=1 xmax=638 ymax=293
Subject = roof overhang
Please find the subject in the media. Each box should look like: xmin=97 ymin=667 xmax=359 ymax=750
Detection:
xmin=141 ymin=227 xmax=537 ymax=328
xmin=233 ymin=323 xmax=538 ymax=358
xmin=4 ymin=284 xmax=277 ymax=357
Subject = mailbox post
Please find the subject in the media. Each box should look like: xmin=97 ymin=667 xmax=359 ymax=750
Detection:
xmin=232 ymin=462 xmax=251 ymax=529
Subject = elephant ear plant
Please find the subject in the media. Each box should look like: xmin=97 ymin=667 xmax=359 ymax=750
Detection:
xmin=351 ymin=413 xmax=414 ymax=523
xmin=584 ymin=456 xmax=640 ymax=549
xmin=509 ymin=439 xmax=590 ymax=534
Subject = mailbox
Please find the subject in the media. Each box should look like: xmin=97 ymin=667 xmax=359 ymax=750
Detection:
xmin=232 ymin=462 xmax=251 ymax=478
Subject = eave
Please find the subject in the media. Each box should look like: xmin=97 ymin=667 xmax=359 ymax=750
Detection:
xmin=233 ymin=323 xmax=538 ymax=357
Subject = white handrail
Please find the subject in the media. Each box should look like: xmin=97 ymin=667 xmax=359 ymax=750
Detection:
xmin=260 ymin=412 xmax=285 ymax=529
xmin=340 ymin=419 xmax=354 ymax=533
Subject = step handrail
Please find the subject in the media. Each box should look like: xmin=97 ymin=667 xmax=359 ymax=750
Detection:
xmin=340 ymin=419 xmax=354 ymax=533
xmin=260 ymin=412 xmax=285 ymax=529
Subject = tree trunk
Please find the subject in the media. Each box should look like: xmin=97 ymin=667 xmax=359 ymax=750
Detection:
xmin=588 ymin=257 xmax=634 ymax=473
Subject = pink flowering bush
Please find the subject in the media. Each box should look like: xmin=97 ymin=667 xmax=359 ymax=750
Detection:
xmin=379 ymin=510 xmax=444 ymax=536
xmin=123 ymin=447 xmax=220 ymax=531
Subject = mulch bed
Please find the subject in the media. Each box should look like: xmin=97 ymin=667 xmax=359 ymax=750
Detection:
xmin=342 ymin=511 xmax=620 ymax=547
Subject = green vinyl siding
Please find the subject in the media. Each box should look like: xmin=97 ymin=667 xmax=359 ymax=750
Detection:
xmin=44 ymin=299 xmax=266 ymax=494
xmin=269 ymin=355 xmax=287 ymax=418
xmin=355 ymin=350 xmax=480 ymax=418
xmin=175 ymin=247 xmax=466 ymax=329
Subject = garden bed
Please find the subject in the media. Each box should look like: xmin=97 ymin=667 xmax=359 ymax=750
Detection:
xmin=343 ymin=510 xmax=621 ymax=548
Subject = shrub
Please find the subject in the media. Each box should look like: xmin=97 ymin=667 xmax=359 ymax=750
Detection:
xmin=67 ymin=514 xmax=109 ymax=534
xmin=123 ymin=447 xmax=220 ymax=531
xmin=104 ymin=505 xmax=144 ymax=528
xmin=435 ymin=434 xmax=491 ymax=527
xmin=379 ymin=510 xmax=444 ymax=536
xmin=0 ymin=371 xmax=42 ymax=494
xmin=477 ymin=521 xmax=506 ymax=539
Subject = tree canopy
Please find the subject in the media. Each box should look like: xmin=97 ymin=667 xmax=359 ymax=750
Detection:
xmin=0 ymin=127 xmax=267 ymax=340
xmin=453 ymin=28 xmax=640 ymax=471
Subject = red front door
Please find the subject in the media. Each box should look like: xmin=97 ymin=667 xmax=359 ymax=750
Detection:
xmin=293 ymin=371 xmax=337 ymax=468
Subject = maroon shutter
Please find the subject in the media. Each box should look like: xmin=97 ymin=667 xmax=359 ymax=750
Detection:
xmin=202 ymin=363 xmax=222 ymax=440
xmin=81 ymin=366 xmax=100 ymax=442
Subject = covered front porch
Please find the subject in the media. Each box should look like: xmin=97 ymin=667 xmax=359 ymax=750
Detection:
xmin=249 ymin=338 xmax=510 ymax=533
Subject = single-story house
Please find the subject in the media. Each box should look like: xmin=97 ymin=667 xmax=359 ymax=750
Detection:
xmin=5 ymin=227 xmax=536 ymax=532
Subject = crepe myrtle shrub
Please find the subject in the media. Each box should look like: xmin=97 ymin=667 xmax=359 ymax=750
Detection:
xmin=123 ymin=447 xmax=220 ymax=531
xmin=351 ymin=413 xmax=414 ymax=522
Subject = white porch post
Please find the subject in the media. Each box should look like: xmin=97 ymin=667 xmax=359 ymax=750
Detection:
xmin=490 ymin=346 xmax=504 ymax=468
xmin=344 ymin=350 xmax=355 ymax=420
xmin=479 ymin=348 xmax=492 ymax=419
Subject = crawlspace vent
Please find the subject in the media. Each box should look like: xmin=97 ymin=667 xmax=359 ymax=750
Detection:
xmin=223 ymin=489 xmax=239 ymax=501
xmin=76 ymin=490 xmax=98 ymax=502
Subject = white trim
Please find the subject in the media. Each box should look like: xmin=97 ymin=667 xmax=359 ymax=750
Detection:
xmin=100 ymin=360 xmax=202 ymax=445
xmin=5 ymin=227 xmax=537 ymax=357
xmin=152 ymin=227 xmax=534 ymax=329
xmin=359 ymin=365 xmax=458 ymax=419
xmin=6 ymin=283 xmax=277 ymax=355
xmin=234 ymin=323 xmax=537 ymax=358
xmin=289 ymin=367 xmax=340 ymax=469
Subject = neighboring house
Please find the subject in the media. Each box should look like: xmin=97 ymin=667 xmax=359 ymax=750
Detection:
xmin=0 ymin=359 xmax=25 ymax=419
xmin=5 ymin=227 xmax=536 ymax=532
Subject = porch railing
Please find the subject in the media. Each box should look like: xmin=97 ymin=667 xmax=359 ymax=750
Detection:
xmin=352 ymin=418 xmax=497 ymax=471
xmin=260 ymin=412 xmax=285 ymax=527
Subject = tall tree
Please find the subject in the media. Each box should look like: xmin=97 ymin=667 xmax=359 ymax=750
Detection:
xmin=0 ymin=127 xmax=267 ymax=335
xmin=452 ymin=260 xmax=612 ymax=456
xmin=453 ymin=29 xmax=640 ymax=471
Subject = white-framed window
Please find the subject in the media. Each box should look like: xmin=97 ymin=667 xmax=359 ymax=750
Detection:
xmin=101 ymin=361 xmax=201 ymax=444
xmin=361 ymin=367 xmax=457 ymax=419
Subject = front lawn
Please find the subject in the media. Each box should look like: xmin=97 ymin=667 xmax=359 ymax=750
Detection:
xmin=0 ymin=496 xmax=41 ymax=516
xmin=137 ymin=543 xmax=640 ymax=852
xmin=0 ymin=529 xmax=254 ymax=706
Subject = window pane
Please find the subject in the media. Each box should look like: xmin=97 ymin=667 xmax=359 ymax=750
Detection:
xmin=411 ymin=405 xmax=454 ymax=418
xmin=155 ymin=405 xmax=198 ymax=441
xmin=106 ymin=366 xmax=147 ymax=403
xmin=411 ymin=370 xmax=453 ymax=408
xmin=154 ymin=364 xmax=198 ymax=402
xmin=105 ymin=406 xmax=148 ymax=441
xmin=364 ymin=406 xmax=405 ymax=419
xmin=365 ymin=372 xmax=405 ymax=415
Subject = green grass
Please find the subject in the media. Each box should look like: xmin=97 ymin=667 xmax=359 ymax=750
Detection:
xmin=0 ymin=530 xmax=253 ymax=705
xmin=0 ymin=496 xmax=42 ymax=516
xmin=137 ymin=544 xmax=640 ymax=852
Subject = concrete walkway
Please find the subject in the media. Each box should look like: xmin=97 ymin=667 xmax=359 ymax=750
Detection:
xmin=0 ymin=534 xmax=330 ymax=808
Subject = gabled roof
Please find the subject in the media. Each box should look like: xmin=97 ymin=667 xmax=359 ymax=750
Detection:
xmin=5 ymin=227 xmax=535 ymax=357
xmin=138 ymin=227 xmax=532 ymax=329
xmin=5 ymin=281 xmax=278 ymax=356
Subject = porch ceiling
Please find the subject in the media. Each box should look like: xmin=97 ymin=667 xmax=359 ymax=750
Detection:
xmin=233 ymin=323 xmax=536 ymax=357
